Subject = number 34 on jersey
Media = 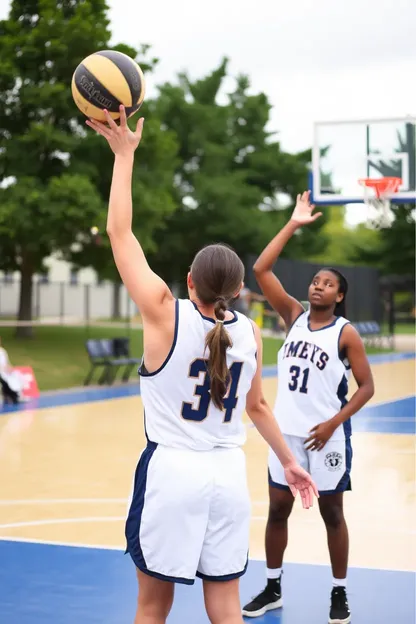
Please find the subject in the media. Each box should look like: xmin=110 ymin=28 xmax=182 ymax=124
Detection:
xmin=181 ymin=358 xmax=243 ymax=423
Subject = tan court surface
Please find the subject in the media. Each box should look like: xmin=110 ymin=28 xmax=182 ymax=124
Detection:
xmin=0 ymin=357 xmax=414 ymax=573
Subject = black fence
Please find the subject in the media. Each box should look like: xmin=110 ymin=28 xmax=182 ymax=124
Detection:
xmin=245 ymin=256 xmax=383 ymax=324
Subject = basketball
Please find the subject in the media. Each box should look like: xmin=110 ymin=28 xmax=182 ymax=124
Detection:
xmin=72 ymin=50 xmax=145 ymax=122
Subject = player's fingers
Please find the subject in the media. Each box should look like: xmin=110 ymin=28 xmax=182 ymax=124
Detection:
xmin=289 ymin=484 xmax=297 ymax=498
xmin=103 ymin=109 xmax=118 ymax=130
xmin=300 ymin=491 xmax=307 ymax=509
xmin=307 ymin=486 xmax=313 ymax=507
xmin=86 ymin=119 xmax=111 ymax=139
xmin=119 ymin=105 xmax=127 ymax=127
xmin=311 ymin=212 xmax=323 ymax=221
xmin=135 ymin=117 xmax=144 ymax=136
xmin=302 ymin=485 xmax=311 ymax=509
xmin=311 ymin=481 xmax=320 ymax=498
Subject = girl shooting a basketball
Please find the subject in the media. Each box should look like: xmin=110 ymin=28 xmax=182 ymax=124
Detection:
xmin=242 ymin=192 xmax=374 ymax=624
xmin=86 ymin=107 xmax=319 ymax=624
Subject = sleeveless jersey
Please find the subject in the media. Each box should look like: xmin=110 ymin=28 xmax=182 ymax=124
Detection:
xmin=139 ymin=299 xmax=258 ymax=451
xmin=273 ymin=311 xmax=351 ymax=440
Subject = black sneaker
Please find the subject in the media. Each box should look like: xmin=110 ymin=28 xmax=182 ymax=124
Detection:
xmin=329 ymin=586 xmax=351 ymax=624
xmin=242 ymin=579 xmax=282 ymax=618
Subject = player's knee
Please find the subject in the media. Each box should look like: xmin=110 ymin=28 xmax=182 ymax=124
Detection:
xmin=137 ymin=593 xmax=173 ymax=620
xmin=268 ymin=497 xmax=293 ymax=525
xmin=319 ymin=501 xmax=344 ymax=530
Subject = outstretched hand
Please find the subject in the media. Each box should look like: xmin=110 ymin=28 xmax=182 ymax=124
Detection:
xmin=86 ymin=105 xmax=144 ymax=156
xmin=291 ymin=190 xmax=322 ymax=226
xmin=284 ymin=461 xmax=319 ymax=509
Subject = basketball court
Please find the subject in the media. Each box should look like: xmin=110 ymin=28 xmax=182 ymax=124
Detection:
xmin=0 ymin=351 xmax=414 ymax=623
xmin=1 ymin=114 xmax=415 ymax=623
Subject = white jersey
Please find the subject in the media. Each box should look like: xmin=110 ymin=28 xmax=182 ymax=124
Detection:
xmin=274 ymin=311 xmax=351 ymax=441
xmin=139 ymin=299 xmax=257 ymax=451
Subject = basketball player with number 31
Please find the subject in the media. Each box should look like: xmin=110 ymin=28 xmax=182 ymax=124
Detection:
xmin=242 ymin=192 xmax=374 ymax=624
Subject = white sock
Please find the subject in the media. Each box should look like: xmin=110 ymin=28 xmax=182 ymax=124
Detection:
xmin=267 ymin=567 xmax=282 ymax=580
xmin=333 ymin=577 xmax=347 ymax=587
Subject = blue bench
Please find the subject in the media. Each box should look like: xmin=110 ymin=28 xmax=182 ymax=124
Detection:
xmin=353 ymin=321 xmax=383 ymax=348
xmin=84 ymin=337 xmax=141 ymax=386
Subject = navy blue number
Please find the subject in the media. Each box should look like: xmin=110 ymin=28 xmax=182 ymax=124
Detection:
xmin=181 ymin=359 xmax=243 ymax=423
xmin=182 ymin=359 xmax=211 ymax=422
xmin=223 ymin=361 xmax=243 ymax=422
xmin=288 ymin=366 xmax=309 ymax=394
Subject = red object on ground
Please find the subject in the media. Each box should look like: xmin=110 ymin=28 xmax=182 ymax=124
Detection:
xmin=14 ymin=366 xmax=40 ymax=398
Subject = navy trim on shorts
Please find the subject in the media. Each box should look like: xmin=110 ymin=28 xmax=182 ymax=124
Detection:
xmin=268 ymin=468 xmax=291 ymax=493
xmin=196 ymin=554 xmax=249 ymax=582
xmin=139 ymin=299 xmax=179 ymax=378
xmin=318 ymin=437 xmax=353 ymax=496
xmin=125 ymin=441 xmax=195 ymax=585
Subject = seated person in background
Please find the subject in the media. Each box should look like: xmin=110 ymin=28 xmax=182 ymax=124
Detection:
xmin=0 ymin=338 xmax=24 ymax=404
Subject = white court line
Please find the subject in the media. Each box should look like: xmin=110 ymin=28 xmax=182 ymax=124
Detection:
xmin=0 ymin=535 xmax=412 ymax=574
xmin=0 ymin=515 xmax=414 ymax=535
xmin=0 ymin=499 xmax=270 ymax=507
xmin=0 ymin=517 xmax=125 ymax=529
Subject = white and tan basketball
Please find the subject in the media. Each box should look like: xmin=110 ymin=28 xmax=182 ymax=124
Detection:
xmin=72 ymin=50 xmax=146 ymax=121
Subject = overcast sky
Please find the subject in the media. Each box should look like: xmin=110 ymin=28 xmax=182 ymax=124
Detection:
xmin=1 ymin=0 xmax=415 ymax=222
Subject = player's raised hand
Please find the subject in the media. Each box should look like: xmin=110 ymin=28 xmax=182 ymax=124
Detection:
xmin=284 ymin=461 xmax=319 ymax=509
xmin=86 ymin=105 xmax=144 ymax=156
xmin=291 ymin=190 xmax=322 ymax=226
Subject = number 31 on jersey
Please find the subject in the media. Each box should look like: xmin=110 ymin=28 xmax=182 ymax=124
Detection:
xmin=181 ymin=358 xmax=243 ymax=423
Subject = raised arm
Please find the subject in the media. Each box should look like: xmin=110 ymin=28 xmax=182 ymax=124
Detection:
xmin=253 ymin=191 xmax=322 ymax=329
xmin=86 ymin=106 xmax=174 ymax=322
xmin=246 ymin=321 xmax=319 ymax=508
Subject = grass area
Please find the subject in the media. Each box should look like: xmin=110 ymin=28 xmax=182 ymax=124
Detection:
xmin=0 ymin=325 xmax=391 ymax=392
xmin=382 ymin=322 xmax=415 ymax=335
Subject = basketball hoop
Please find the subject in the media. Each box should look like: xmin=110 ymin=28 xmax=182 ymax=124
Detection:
xmin=358 ymin=177 xmax=402 ymax=228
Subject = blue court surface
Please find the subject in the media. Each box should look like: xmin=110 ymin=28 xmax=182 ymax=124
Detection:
xmin=0 ymin=540 xmax=414 ymax=624
xmin=0 ymin=350 xmax=414 ymax=623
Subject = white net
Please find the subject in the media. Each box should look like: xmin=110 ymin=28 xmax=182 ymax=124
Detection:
xmin=358 ymin=178 xmax=401 ymax=229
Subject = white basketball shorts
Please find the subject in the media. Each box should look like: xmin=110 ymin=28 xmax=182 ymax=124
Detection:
xmin=268 ymin=434 xmax=352 ymax=495
xmin=125 ymin=442 xmax=250 ymax=584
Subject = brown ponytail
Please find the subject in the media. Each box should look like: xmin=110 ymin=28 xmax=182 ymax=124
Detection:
xmin=190 ymin=243 xmax=245 ymax=410
xmin=205 ymin=297 xmax=233 ymax=409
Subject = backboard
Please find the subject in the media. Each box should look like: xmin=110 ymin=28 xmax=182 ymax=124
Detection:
xmin=309 ymin=116 xmax=416 ymax=205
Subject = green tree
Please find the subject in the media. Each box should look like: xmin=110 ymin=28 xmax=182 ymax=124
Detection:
xmin=0 ymin=0 xmax=115 ymax=336
xmin=351 ymin=203 xmax=415 ymax=276
xmin=353 ymin=123 xmax=415 ymax=276
xmin=68 ymin=55 xmax=179 ymax=318
xmin=0 ymin=0 xmax=174 ymax=335
xmin=309 ymin=205 xmax=381 ymax=266
xmin=147 ymin=59 xmax=327 ymax=287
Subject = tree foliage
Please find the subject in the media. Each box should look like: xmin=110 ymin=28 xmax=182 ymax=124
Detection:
xmin=147 ymin=60 xmax=327 ymax=288
xmin=0 ymin=0 xmax=178 ymax=333
xmin=352 ymin=124 xmax=415 ymax=276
